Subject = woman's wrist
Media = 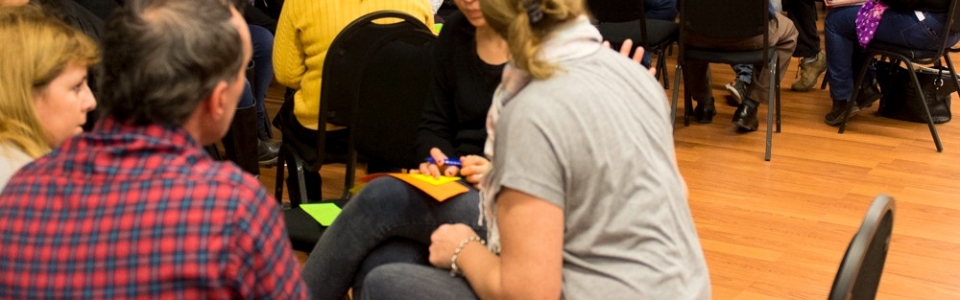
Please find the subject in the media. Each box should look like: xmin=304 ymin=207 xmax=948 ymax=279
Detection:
xmin=450 ymin=235 xmax=485 ymax=277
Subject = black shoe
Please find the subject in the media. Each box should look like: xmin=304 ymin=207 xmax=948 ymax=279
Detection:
xmin=694 ymin=98 xmax=717 ymax=124
xmin=731 ymin=99 xmax=759 ymax=132
xmin=258 ymin=139 xmax=280 ymax=166
xmin=855 ymin=82 xmax=882 ymax=109
xmin=824 ymin=99 xmax=859 ymax=126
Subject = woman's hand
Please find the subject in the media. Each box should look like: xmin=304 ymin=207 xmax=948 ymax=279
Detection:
xmin=411 ymin=148 xmax=460 ymax=178
xmin=428 ymin=223 xmax=481 ymax=269
xmin=603 ymin=39 xmax=657 ymax=77
xmin=459 ymin=155 xmax=491 ymax=188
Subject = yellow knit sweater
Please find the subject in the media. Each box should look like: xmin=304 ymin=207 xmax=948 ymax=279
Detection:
xmin=273 ymin=0 xmax=434 ymax=130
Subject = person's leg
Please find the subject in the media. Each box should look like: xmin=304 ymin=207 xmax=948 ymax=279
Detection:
xmin=681 ymin=60 xmax=716 ymax=123
xmin=725 ymin=64 xmax=753 ymax=106
xmin=746 ymin=13 xmax=798 ymax=104
xmin=785 ymin=0 xmax=820 ymax=58
xmin=824 ymin=6 xmax=860 ymax=102
xmin=240 ymin=80 xmax=255 ymax=108
xmin=786 ymin=0 xmax=827 ymax=91
xmin=736 ymin=13 xmax=797 ymax=131
xmin=822 ymin=6 xmax=864 ymax=125
xmin=351 ymin=238 xmax=429 ymax=300
xmin=301 ymin=177 xmax=484 ymax=300
xmin=275 ymin=93 xmax=323 ymax=201
xmin=360 ymin=263 xmax=479 ymax=300
xmin=249 ymin=25 xmax=276 ymax=141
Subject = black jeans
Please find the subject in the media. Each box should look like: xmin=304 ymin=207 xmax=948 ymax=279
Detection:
xmin=274 ymin=89 xmax=350 ymax=201
xmin=784 ymin=0 xmax=820 ymax=58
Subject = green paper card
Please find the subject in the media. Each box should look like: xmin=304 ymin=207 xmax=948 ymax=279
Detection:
xmin=300 ymin=203 xmax=342 ymax=226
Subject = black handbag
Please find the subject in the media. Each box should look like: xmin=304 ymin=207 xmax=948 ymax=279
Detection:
xmin=875 ymin=61 xmax=955 ymax=124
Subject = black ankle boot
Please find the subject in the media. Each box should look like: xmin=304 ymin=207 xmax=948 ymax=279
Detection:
xmin=694 ymin=98 xmax=717 ymax=124
xmin=855 ymin=81 xmax=882 ymax=109
xmin=825 ymin=99 xmax=859 ymax=126
xmin=257 ymin=139 xmax=280 ymax=166
xmin=732 ymin=99 xmax=759 ymax=132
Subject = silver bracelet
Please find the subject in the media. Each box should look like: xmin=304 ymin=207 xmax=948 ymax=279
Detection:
xmin=450 ymin=236 xmax=484 ymax=277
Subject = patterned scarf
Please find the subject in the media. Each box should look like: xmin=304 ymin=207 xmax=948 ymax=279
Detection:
xmin=478 ymin=15 xmax=602 ymax=253
xmin=856 ymin=0 xmax=889 ymax=48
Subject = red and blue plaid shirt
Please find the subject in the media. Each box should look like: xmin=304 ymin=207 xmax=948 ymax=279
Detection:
xmin=0 ymin=119 xmax=308 ymax=299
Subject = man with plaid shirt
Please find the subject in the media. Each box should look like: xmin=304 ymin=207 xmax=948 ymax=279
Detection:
xmin=0 ymin=0 xmax=308 ymax=298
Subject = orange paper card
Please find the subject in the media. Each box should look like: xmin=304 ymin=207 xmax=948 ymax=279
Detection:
xmin=359 ymin=173 xmax=469 ymax=202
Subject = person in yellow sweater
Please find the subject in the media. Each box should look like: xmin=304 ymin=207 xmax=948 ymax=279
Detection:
xmin=272 ymin=0 xmax=434 ymax=199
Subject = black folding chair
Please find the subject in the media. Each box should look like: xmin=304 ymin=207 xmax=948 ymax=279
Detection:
xmin=828 ymin=194 xmax=895 ymax=300
xmin=670 ymin=0 xmax=781 ymax=161
xmin=274 ymin=11 xmax=435 ymax=251
xmin=587 ymin=0 xmax=678 ymax=88
xmin=839 ymin=1 xmax=960 ymax=152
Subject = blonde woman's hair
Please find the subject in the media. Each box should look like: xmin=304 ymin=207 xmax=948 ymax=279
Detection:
xmin=480 ymin=0 xmax=584 ymax=79
xmin=0 ymin=5 xmax=99 ymax=158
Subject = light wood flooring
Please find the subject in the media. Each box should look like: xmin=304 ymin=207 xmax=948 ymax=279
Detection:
xmin=255 ymin=37 xmax=960 ymax=300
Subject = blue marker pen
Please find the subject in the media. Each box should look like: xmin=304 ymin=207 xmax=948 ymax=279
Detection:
xmin=426 ymin=157 xmax=462 ymax=167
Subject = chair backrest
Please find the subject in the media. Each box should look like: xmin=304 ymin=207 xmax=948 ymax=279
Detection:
xmin=589 ymin=0 xmax=663 ymax=52
xmin=679 ymin=0 xmax=767 ymax=40
xmin=317 ymin=11 xmax=435 ymax=171
xmin=586 ymin=0 xmax=644 ymax=23
xmin=828 ymin=194 xmax=896 ymax=300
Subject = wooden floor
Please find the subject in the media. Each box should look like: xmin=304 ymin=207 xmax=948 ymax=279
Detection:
xmin=256 ymin=32 xmax=960 ymax=300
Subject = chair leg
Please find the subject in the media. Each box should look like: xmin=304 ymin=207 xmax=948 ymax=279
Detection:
xmin=291 ymin=154 xmax=310 ymax=205
xmin=657 ymin=47 xmax=671 ymax=89
xmin=820 ymin=70 xmax=829 ymax=89
xmin=765 ymin=58 xmax=776 ymax=161
xmin=274 ymin=145 xmax=287 ymax=201
xmin=342 ymin=148 xmax=358 ymax=200
xmin=903 ymin=61 xmax=944 ymax=152
xmin=776 ymin=68 xmax=782 ymax=133
xmin=943 ymin=54 xmax=960 ymax=102
xmin=839 ymin=57 xmax=874 ymax=134
xmin=671 ymin=64 xmax=683 ymax=130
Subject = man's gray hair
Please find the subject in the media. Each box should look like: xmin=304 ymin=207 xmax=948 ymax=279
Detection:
xmin=98 ymin=0 xmax=244 ymax=126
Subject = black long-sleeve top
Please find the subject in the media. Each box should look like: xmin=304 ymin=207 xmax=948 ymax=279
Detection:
xmin=415 ymin=12 xmax=505 ymax=159
xmin=881 ymin=0 xmax=951 ymax=12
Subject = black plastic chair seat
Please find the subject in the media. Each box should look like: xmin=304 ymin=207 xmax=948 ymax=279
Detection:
xmin=683 ymin=47 xmax=776 ymax=65
xmin=597 ymin=19 xmax=678 ymax=50
xmin=868 ymin=40 xmax=940 ymax=62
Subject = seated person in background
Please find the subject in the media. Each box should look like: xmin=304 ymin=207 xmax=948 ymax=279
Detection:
xmin=822 ymin=0 xmax=960 ymax=125
xmin=0 ymin=0 xmax=308 ymax=298
xmin=646 ymin=0 xmax=677 ymax=21
xmin=681 ymin=0 xmax=797 ymax=132
xmin=358 ymin=0 xmax=711 ymax=298
xmin=298 ymin=0 xmax=506 ymax=298
xmin=272 ymin=0 xmax=434 ymax=199
xmin=0 ymin=5 xmax=97 ymax=190
xmin=247 ymin=23 xmax=280 ymax=162
xmin=726 ymin=0 xmax=825 ymax=107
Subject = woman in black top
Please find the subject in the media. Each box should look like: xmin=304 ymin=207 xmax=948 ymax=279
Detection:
xmin=823 ymin=0 xmax=960 ymax=125
xmin=299 ymin=0 xmax=507 ymax=299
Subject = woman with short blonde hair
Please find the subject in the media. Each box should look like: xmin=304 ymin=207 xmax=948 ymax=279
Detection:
xmin=0 ymin=5 xmax=99 ymax=189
